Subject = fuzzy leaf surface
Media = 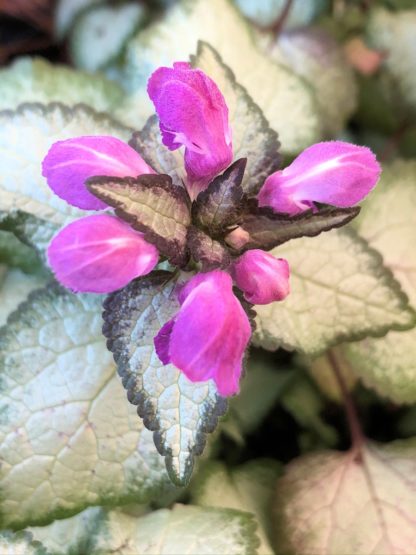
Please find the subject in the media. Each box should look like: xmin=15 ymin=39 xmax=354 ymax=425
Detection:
xmin=0 ymin=103 xmax=132 ymax=226
xmin=254 ymin=228 xmax=415 ymax=355
xmin=275 ymin=440 xmax=416 ymax=555
xmin=88 ymin=175 xmax=191 ymax=266
xmin=0 ymin=285 xmax=173 ymax=529
xmin=344 ymin=160 xmax=416 ymax=403
xmin=0 ymin=530 xmax=48 ymax=555
xmin=103 ymin=272 xmax=227 ymax=486
xmin=192 ymin=159 xmax=246 ymax=234
xmin=234 ymin=206 xmax=360 ymax=252
xmin=0 ymin=268 xmax=47 ymax=326
xmin=119 ymin=0 xmax=321 ymax=155
xmin=31 ymin=505 xmax=259 ymax=555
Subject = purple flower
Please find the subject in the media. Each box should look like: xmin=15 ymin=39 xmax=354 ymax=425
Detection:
xmin=257 ymin=141 xmax=381 ymax=215
xmin=233 ymin=250 xmax=290 ymax=305
xmin=154 ymin=271 xmax=251 ymax=397
xmin=42 ymin=135 xmax=160 ymax=293
xmin=42 ymin=136 xmax=155 ymax=210
xmin=147 ymin=62 xmax=233 ymax=199
xmin=48 ymin=214 xmax=159 ymax=293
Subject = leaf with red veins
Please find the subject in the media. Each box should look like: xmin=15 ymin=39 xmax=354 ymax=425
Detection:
xmin=274 ymin=440 xmax=416 ymax=555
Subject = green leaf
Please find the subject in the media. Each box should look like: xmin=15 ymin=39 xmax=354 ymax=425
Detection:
xmin=367 ymin=7 xmax=416 ymax=115
xmin=30 ymin=505 xmax=260 ymax=555
xmin=70 ymin=2 xmax=147 ymax=72
xmin=88 ymin=174 xmax=191 ymax=266
xmin=0 ymin=230 xmax=43 ymax=274
xmin=192 ymin=159 xmax=246 ymax=235
xmin=0 ymin=58 xmax=123 ymax=114
xmin=0 ymin=530 xmax=48 ymax=555
xmin=192 ymin=460 xmax=281 ymax=555
xmin=187 ymin=227 xmax=231 ymax=271
xmin=274 ymin=440 xmax=416 ymax=555
xmin=103 ymin=272 xmax=227 ymax=486
xmin=268 ymin=28 xmax=357 ymax=136
xmin=0 ymin=211 xmax=58 ymax=262
xmin=119 ymin=0 xmax=322 ymax=155
xmin=0 ymin=268 xmax=47 ymax=327
xmin=254 ymin=228 xmax=415 ymax=356
xmin=343 ymin=160 xmax=416 ymax=403
xmin=0 ymin=285 xmax=174 ymax=529
xmin=0 ymin=103 xmax=132 ymax=226
xmin=228 ymin=205 xmax=360 ymax=252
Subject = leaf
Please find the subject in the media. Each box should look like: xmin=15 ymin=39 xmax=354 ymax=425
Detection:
xmin=268 ymin=28 xmax=358 ymax=135
xmin=103 ymin=272 xmax=227 ymax=486
xmin=55 ymin=0 xmax=103 ymax=39
xmin=191 ymin=42 xmax=281 ymax=195
xmin=187 ymin=227 xmax=231 ymax=271
xmin=30 ymin=505 xmax=260 ymax=555
xmin=0 ymin=103 xmax=132 ymax=226
xmin=231 ymin=206 xmax=360 ymax=252
xmin=87 ymin=174 xmax=191 ymax=266
xmin=0 ymin=268 xmax=47 ymax=326
xmin=274 ymin=440 xmax=416 ymax=555
xmin=234 ymin=0 xmax=328 ymax=29
xmin=0 ymin=284 xmax=174 ymax=529
xmin=192 ymin=159 xmax=246 ymax=234
xmin=118 ymin=0 xmax=322 ymax=155
xmin=0 ymin=530 xmax=48 ymax=555
xmin=192 ymin=460 xmax=281 ymax=555
xmin=367 ymin=8 xmax=416 ymax=115
xmin=343 ymin=160 xmax=416 ymax=403
xmin=0 ymin=57 xmax=123 ymax=113
xmin=69 ymin=2 xmax=147 ymax=72
xmin=0 ymin=210 xmax=58 ymax=262
xmin=254 ymin=228 xmax=415 ymax=356
xmin=0 ymin=230 xmax=43 ymax=274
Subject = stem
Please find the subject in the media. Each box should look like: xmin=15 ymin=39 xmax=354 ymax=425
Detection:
xmin=268 ymin=0 xmax=294 ymax=36
xmin=327 ymin=349 xmax=364 ymax=456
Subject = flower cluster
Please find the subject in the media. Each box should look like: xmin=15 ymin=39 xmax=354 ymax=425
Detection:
xmin=42 ymin=62 xmax=380 ymax=397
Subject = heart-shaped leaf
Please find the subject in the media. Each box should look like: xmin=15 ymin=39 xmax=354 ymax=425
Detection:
xmin=254 ymin=228 xmax=415 ymax=355
xmin=88 ymin=174 xmax=191 ymax=266
xmin=274 ymin=440 xmax=416 ymax=555
xmin=192 ymin=159 xmax=246 ymax=235
xmin=0 ymin=284 xmax=174 ymax=529
xmin=228 ymin=205 xmax=360 ymax=252
xmin=103 ymin=272 xmax=227 ymax=486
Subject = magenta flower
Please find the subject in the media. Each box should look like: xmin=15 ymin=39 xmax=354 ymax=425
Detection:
xmin=42 ymin=136 xmax=159 ymax=293
xmin=48 ymin=214 xmax=159 ymax=293
xmin=233 ymin=250 xmax=290 ymax=305
xmin=257 ymin=141 xmax=381 ymax=215
xmin=42 ymin=136 xmax=155 ymax=210
xmin=154 ymin=271 xmax=251 ymax=396
xmin=148 ymin=62 xmax=233 ymax=199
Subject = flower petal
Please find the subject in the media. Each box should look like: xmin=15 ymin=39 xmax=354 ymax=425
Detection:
xmin=233 ymin=249 xmax=290 ymax=305
xmin=258 ymin=141 xmax=381 ymax=215
xmin=48 ymin=214 xmax=159 ymax=293
xmin=147 ymin=62 xmax=233 ymax=198
xmin=154 ymin=271 xmax=251 ymax=396
xmin=42 ymin=136 xmax=155 ymax=210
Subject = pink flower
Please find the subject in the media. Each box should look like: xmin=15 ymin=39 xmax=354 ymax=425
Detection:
xmin=42 ymin=136 xmax=155 ymax=210
xmin=148 ymin=62 xmax=233 ymax=199
xmin=48 ymin=214 xmax=159 ymax=293
xmin=257 ymin=141 xmax=381 ymax=215
xmin=154 ymin=271 xmax=251 ymax=397
xmin=42 ymin=136 xmax=159 ymax=293
xmin=233 ymin=250 xmax=290 ymax=305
